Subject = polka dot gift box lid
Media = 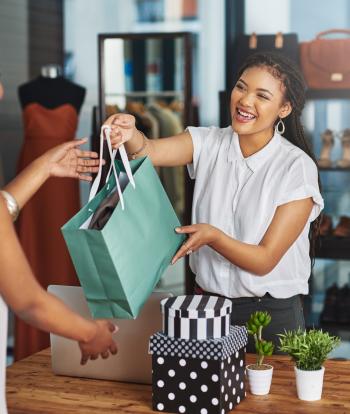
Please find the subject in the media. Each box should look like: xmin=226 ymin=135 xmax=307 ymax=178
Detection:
xmin=161 ymin=295 xmax=232 ymax=340
xmin=150 ymin=326 xmax=247 ymax=361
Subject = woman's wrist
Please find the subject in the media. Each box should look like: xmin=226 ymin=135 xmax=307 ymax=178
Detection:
xmin=128 ymin=130 xmax=148 ymax=159
xmin=208 ymin=227 xmax=225 ymax=248
xmin=79 ymin=320 xmax=98 ymax=344
xmin=33 ymin=152 xmax=52 ymax=181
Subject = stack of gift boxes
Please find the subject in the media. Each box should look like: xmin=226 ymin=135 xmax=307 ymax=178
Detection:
xmin=149 ymin=295 xmax=248 ymax=413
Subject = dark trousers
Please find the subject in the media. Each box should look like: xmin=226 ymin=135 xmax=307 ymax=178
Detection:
xmin=195 ymin=284 xmax=305 ymax=354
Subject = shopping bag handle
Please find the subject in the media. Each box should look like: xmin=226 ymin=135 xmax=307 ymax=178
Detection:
xmin=88 ymin=126 xmax=135 ymax=210
xmin=103 ymin=126 xmax=136 ymax=188
xmin=316 ymin=29 xmax=350 ymax=39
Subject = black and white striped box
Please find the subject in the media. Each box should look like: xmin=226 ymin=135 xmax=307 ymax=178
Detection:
xmin=161 ymin=295 xmax=232 ymax=340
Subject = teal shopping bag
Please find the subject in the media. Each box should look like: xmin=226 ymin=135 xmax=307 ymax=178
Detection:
xmin=62 ymin=127 xmax=185 ymax=319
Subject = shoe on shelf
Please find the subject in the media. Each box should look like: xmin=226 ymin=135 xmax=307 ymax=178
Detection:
xmin=320 ymin=283 xmax=339 ymax=324
xmin=319 ymin=214 xmax=333 ymax=236
xmin=337 ymin=129 xmax=350 ymax=168
xmin=336 ymin=284 xmax=350 ymax=325
xmin=333 ymin=216 xmax=350 ymax=237
xmin=317 ymin=129 xmax=334 ymax=168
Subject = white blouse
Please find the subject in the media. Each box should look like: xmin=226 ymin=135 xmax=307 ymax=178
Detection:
xmin=0 ymin=295 xmax=8 ymax=414
xmin=187 ymin=126 xmax=324 ymax=299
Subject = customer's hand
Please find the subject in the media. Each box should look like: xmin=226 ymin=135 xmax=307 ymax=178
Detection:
xmin=79 ymin=320 xmax=118 ymax=365
xmin=103 ymin=114 xmax=138 ymax=149
xmin=44 ymin=138 xmax=104 ymax=182
xmin=172 ymin=224 xmax=222 ymax=264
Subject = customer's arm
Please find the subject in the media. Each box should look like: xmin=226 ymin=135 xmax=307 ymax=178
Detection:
xmin=0 ymin=199 xmax=117 ymax=363
xmin=4 ymin=138 xmax=102 ymax=209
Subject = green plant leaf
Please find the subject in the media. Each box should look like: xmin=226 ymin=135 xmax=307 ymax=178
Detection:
xmin=278 ymin=328 xmax=340 ymax=370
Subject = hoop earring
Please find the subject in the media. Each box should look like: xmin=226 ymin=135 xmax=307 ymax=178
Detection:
xmin=275 ymin=118 xmax=285 ymax=135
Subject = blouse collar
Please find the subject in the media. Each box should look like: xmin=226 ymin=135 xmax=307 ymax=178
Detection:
xmin=228 ymin=129 xmax=281 ymax=172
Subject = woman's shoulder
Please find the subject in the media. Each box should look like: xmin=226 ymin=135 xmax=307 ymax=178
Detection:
xmin=279 ymin=137 xmax=317 ymax=173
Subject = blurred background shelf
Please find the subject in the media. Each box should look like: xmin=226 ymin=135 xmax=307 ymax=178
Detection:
xmin=306 ymin=89 xmax=350 ymax=100
xmin=315 ymin=236 xmax=350 ymax=260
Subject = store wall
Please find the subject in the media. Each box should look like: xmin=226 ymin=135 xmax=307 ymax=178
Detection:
xmin=0 ymin=0 xmax=28 ymax=185
xmin=64 ymin=0 xmax=135 ymax=139
xmin=198 ymin=0 xmax=225 ymax=126
xmin=64 ymin=0 xmax=225 ymax=132
xmin=245 ymin=0 xmax=290 ymax=33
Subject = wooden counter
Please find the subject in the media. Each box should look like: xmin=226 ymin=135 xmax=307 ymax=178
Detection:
xmin=6 ymin=350 xmax=350 ymax=413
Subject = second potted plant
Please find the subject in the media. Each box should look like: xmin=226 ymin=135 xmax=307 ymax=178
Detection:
xmin=246 ymin=311 xmax=274 ymax=395
xmin=278 ymin=328 xmax=340 ymax=401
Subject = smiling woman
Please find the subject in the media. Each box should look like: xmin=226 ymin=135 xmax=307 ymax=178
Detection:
xmin=103 ymin=51 xmax=323 ymax=353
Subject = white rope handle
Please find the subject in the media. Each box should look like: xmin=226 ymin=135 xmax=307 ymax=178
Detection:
xmin=88 ymin=125 xmax=136 ymax=210
xmin=103 ymin=127 xmax=136 ymax=188
xmin=103 ymin=126 xmax=125 ymax=210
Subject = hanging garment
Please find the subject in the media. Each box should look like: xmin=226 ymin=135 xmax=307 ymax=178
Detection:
xmin=15 ymin=102 xmax=80 ymax=360
xmin=148 ymin=103 xmax=185 ymax=216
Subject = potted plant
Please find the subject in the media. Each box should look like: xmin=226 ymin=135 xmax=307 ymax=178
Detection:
xmin=278 ymin=328 xmax=340 ymax=401
xmin=245 ymin=311 xmax=274 ymax=395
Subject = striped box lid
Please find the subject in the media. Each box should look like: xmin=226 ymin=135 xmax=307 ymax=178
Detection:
xmin=160 ymin=295 xmax=232 ymax=319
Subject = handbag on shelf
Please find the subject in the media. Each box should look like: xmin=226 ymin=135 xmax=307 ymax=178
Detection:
xmin=233 ymin=32 xmax=299 ymax=82
xmin=62 ymin=127 xmax=185 ymax=319
xmin=300 ymin=29 xmax=350 ymax=89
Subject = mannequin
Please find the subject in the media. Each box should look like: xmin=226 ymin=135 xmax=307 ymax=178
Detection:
xmin=18 ymin=65 xmax=85 ymax=112
xmin=15 ymin=67 xmax=86 ymax=360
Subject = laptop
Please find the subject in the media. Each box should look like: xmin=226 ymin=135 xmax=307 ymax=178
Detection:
xmin=48 ymin=285 xmax=172 ymax=384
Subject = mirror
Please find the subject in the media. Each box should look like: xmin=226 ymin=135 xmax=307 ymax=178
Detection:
xmin=98 ymin=32 xmax=193 ymax=294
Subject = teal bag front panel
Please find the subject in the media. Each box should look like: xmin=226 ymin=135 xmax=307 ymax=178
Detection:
xmin=62 ymin=156 xmax=185 ymax=319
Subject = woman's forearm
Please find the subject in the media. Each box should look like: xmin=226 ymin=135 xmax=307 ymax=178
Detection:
xmin=4 ymin=154 xmax=50 ymax=209
xmin=16 ymin=289 xmax=97 ymax=343
xmin=0 ymin=199 xmax=96 ymax=343
xmin=210 ymin=231 xmax=275 ymax=276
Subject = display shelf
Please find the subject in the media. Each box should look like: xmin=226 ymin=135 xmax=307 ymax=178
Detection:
xmin=319 ymin=167 xmax=350 ymax=172
xmin=306 ymin=89 xmax=350 ymax=100
xmin=315 ymin=236 xmax=350 ymax=260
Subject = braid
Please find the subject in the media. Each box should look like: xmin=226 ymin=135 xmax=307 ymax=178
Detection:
xmin=237 ymin=52 xmax=322 ymax=266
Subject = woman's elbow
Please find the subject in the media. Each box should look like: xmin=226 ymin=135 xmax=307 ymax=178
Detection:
xmin=252 ymin=257 xmax=279 ymax=276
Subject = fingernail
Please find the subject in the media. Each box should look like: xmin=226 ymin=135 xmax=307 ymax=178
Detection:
xmin=113 ymin=325 xmax=119 ymax=333
xmin=175 ymin=227 xmax=181 ymax=232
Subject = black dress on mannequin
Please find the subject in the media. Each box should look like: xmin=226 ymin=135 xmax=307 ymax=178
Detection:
xmin=18 ymin=75 xmax=85 ymax=112
xmin=16 ymin=73 xmax=86 ymax=360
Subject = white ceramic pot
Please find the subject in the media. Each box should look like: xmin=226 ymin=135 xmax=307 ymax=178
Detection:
xmin=246 ymin=364 xmax=273 ymax=395
xmin=294 ymin=366 xmax=325 ymax=401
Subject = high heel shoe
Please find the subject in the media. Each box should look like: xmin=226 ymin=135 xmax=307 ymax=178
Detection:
xmin=336 ymin=129 xmax=350 ymax=168
xmin=319 ymin=214 xmax=333 ymax=236
xmin=317 ymin=129 xmax=334 ymax=168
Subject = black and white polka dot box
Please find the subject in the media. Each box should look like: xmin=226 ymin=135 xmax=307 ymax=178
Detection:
xmin=161 ymin=295 xmax=232 ymax=340
xmin=150 ymin=295 xmax=248 ymax=413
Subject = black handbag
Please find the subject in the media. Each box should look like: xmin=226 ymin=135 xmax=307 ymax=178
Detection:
xmin=232 ymin=32 xmax=299 ymax=83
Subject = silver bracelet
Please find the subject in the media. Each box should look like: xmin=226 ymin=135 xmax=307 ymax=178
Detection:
xmin=1 ymin=190 xmax=19 ymax=222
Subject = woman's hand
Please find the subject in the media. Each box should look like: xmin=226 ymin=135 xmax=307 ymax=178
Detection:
xmin=103 ymin=113 xmax=138 ymax=150
xmin=79 ymin=320 xmax=118 ymax=365
xmin=44 ymin=138 xmax=104 ymax=182
xmin=172 ymin=224 xmax=222 ymax=264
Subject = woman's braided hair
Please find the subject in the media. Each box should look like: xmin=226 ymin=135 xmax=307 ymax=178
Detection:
xmin=236 ymin=51 xmax=321 ymax=266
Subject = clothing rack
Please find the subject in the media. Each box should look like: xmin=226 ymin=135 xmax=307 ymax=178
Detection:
xmin=106 ymin=91 xmax=183 ymax=98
